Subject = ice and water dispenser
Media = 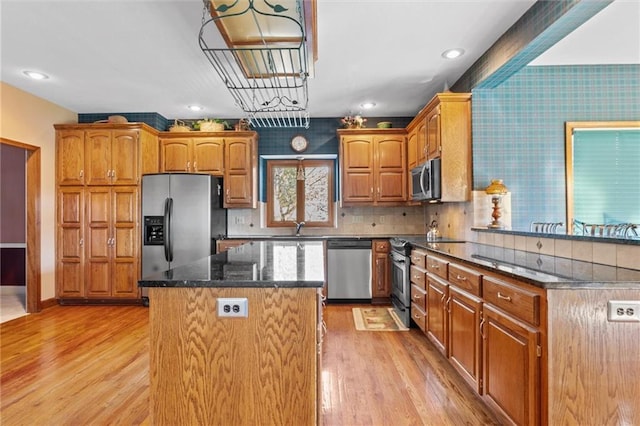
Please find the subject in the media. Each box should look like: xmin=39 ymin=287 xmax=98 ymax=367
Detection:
xmin=143 ymin=216 xmax=164 ymax=245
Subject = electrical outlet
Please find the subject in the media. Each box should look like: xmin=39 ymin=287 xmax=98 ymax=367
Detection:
xmin=217 ymin=298 xmax=248 ymax=318
xmin=607 ymin=300 xmax=640 ymax=322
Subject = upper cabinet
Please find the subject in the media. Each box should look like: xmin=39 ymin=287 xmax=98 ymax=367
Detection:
xmin=159 ymin=136 xmax=224 ymax=175
xmin=338 ymin=129 xmax=407 ymax=206
xmin=159 ymin=131 xmax=258 ymax=208
xmin=406 ymin=92 xmax=472 ymax=202
xmin=55 ymin=123 xmax=160 ymax=186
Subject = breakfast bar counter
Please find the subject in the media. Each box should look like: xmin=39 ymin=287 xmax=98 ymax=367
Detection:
xmin=139 ymin=240 xmax=325 ymax=426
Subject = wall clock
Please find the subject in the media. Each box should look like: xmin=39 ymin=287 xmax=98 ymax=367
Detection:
xmin=290 ymin=135 xmax=308 ymax=153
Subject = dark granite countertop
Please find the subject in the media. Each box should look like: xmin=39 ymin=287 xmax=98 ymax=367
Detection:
xmin=406 ymin=239 xmax=640 ymax=289
xmin=139 ymin=240 xmax=325 ymax=288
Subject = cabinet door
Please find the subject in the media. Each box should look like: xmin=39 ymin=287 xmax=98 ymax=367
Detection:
xmin=224 ymin=138 xmax=254 ymax=208
xmin=111 ymin=130 xmax=139 ymax=185
xmin=341 ymin=136 xmax=374 ymax=203
xmin=426 ymin=274 xmax=448 ymax=356
xmin=85 ymin=130 xmax=112 ymax=185
xmin=426 ymin=106 xmax=441 ymax=160
xmin=57 ymin=188 xmax=85 ymax=297
xmin=85 ymin=187 xmax=112 ymax=296
xmin=57 ymin=130 xmax=85 ymax=185
xmin=417 ymin=119 xmax=427 ymax=165
xmin=371 ymin=240 xmax=390 ymax=299
xmin=482 ymin=304 xmax=540 ymax=426
xmin=407 ymin=127 xmax=418 ymax=171
xmin=448 ymin=286 xmax=482 ymax=394
xmin=160 ymin=139 xmax=191 ymax=172
xmin=374 ymin=135 xmax=406 ymax=202
xmin=193 ymin=138 xmax=224 ymax=175
xmin=111 ymin=187 xmax=139 ymax=298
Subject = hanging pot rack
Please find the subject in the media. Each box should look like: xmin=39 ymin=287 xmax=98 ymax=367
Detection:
xmin=198 ymin=0 xmax=314 ymax=128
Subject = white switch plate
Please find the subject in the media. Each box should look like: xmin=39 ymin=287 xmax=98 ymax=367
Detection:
xmin=607 ymin=300 xmax=640 ymax=322
xmin=217 ymin=298 xmax=248 ymax=317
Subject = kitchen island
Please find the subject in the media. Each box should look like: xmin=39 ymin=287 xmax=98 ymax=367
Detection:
xmin=139 ymin=240 xmax=325 ymax=426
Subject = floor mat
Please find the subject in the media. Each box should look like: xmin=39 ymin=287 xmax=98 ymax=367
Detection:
xmin=352 ymin=307 xmax=409 ymax=331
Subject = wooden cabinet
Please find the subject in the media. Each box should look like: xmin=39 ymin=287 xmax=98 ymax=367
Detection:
xmin=426 ymin=273 xmax=448 ymax=356
xmin=224 ymin=136 xmax=257 ymax=208
xmin=448 ymin=285 xmax=482 ymax=393
xmin=57 ymin=187 xmax=85 ymax=297
xmin=57 ymin=186 xmax=140 ymax=299
xmin=338 ymin=129 xmax=407 ymax=206
xmin=371 ymin=240 xmax=391 ymax=302
xmin=85 ymin=129 xmax=140 ymax=185
xmin=57 ymin=130 xmax=86 ymax=185
xmin=482 ymin=303 xmax=540 ymax=426
xmin=405 ymin=92 xmax=472 ymax=202
xmin=85 ymin=187 xmax=139 ymax=298
xmin=406 ymin=125 xmax=418 ymax=171
xmin=160 ymin=137 xmax=224 ymax=175
xmin=55 ymin=123 xmax=159 ymax=302
xmin=56 ymin=124 xmax=157 ymax=186
xmin=159 ymin=132 xmax=258 ymax=208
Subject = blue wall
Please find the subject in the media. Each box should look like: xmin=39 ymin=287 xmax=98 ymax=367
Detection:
xmin=472 ymin=64 xmax=640 ymax=231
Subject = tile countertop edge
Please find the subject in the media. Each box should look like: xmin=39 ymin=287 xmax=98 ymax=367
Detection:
xmin=408 ymin=240 xmax=640 ymax=290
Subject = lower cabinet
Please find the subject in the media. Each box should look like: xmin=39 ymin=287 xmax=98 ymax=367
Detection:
xmin=371 ymin=239 xmax=391 ymax=302
xmin=426 ymin=274 xmax=448 ymax=356
xmin=57 ymin=186 xmax=140 ymax=300
xmin=411 ymin=250 xmax=545 ymax=425
xmin=448 ymin=286 xmax=482 ymax=394
xmin=482 ymin=304 xmax=540 ymax=426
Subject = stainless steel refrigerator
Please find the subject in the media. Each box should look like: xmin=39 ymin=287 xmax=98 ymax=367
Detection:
xmin=141 ymin=173 xmax=227 ymax=298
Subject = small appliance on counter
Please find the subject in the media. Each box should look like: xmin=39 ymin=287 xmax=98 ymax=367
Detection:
xmin=141 ymin=173 xmax=227 ymax=305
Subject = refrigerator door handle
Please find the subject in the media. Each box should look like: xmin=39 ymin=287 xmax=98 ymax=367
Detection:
xmin=164 ymin=197 xmax=174 ymax=262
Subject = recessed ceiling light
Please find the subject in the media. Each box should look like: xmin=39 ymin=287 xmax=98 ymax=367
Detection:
xmin=23 ymin=70 xmax=49 ymax=80
xmin=360 ymin=102 xmax=376 ymax=109
xmin=441 ymin=48 xmax=465 ymax=59
xmin=187 ymin=105 xmax=203 ymax=112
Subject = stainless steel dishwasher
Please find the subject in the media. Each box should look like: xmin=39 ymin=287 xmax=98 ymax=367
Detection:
xmin=327 ymin=239 xmax=372 ymax=301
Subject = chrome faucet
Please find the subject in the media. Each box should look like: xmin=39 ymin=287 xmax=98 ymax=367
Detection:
xmin=295 ymin=221 xmax=306 ymax=236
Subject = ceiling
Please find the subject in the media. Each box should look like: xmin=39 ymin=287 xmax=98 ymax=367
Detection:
xmin=1 ymin=1 xmax=638 ymax=122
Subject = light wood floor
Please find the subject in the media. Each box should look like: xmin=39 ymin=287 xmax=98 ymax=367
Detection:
xmin=1 ymin=304 xmax=499 ymax=425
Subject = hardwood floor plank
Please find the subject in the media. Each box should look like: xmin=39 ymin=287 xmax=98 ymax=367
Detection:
xmin=1 ymin=303 xmax=499 ymax=425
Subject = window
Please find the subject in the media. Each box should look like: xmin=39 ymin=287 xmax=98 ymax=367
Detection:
xmin=266 ymin=159 xmax=334 ymax=228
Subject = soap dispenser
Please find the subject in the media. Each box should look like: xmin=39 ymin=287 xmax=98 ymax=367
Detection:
xmin=427 ymin=220 xmax=440 ymax=241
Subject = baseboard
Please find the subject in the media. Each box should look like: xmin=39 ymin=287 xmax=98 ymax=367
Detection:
xmin=57 ymin=298 xmax=144 ymax=306
xmin=41 ymin=298 xmax=58 ymax=309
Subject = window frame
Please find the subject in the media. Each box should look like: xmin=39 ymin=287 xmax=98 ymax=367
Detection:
xmin=266 ymin=159 xmax=335 ymax=228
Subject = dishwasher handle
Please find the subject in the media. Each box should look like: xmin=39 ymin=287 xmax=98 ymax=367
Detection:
xmin=327 ymin=239 xmax=372 ymax=249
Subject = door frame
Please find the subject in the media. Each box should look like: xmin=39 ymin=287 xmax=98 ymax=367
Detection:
xmin=1 ymin=138 xmax=41 ymax=312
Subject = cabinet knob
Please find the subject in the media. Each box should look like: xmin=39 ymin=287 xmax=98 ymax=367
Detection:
xmin=456 ymin=274 xmax=467 ymax=281
xmin=111 ymin=170 xmax=116 ymax=181
xmin=79 ymin=238 xmax=84 ymax=246
xmin=193 ymin=162 xmax=198 ymax=172
xmin=186 ymin=161 xmax=190 ymax=172
xmin=79 ymin=170 xmax=84 ymax=179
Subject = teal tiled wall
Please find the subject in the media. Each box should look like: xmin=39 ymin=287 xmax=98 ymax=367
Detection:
xmin=472 ymin=64 xmax=640 ymax=231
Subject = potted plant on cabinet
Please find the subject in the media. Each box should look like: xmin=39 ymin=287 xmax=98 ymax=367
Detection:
xmin=194 ymin=118 xmax=229 ymax=132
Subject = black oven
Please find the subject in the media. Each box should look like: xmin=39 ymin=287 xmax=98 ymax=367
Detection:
xmin=389 ymin=238 xmax=412 ymax=328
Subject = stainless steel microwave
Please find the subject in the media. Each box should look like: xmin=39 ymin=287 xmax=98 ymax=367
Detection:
xmin=411 ymin=158 xmax=441 ymax=201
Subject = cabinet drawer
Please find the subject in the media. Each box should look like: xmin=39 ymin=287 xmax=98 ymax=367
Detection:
xmin=483 ymin=276 xmax=541 ymax=326
xmin=374 ymin=240 xmax=390 ymax=252
xmin=410 ymin=265 xmax=426 ymax=289
xmin=411 ymin=283 xmax=427 ymax=312
xmin=411 ymin=301 xmax=427 ymax=333
xmin=410 ymin=249 xmax=427 ymax=268
xmin=426 ymin=255 xmax=448 ymax=280
xmin=448 ymin=263 xmax=482 ymax=297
